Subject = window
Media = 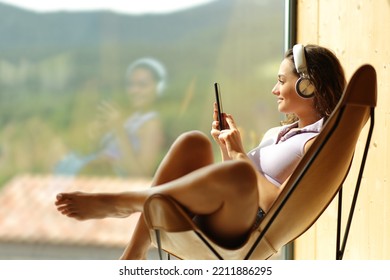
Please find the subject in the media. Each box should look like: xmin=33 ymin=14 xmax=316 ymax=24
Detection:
xmin=0 ymin=0 xmax=286 ymax=259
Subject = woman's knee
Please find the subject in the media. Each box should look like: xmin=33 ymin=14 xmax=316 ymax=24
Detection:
xmin=224 ymin=160 xmax=258 ymax=196
xmin=174 ymin=130 xmax=212 ymax=153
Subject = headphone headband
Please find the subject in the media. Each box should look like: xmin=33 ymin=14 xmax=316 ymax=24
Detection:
xmin=293 ymin=44 xmax=308 ymax=75
xmin=292 ymin=44 xmax=315 ymax=98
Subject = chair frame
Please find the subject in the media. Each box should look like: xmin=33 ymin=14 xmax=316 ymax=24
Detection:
xmin=336 ymin=108 xmax=375 ymax=260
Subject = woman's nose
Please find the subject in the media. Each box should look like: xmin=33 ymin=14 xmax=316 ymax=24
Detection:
xmin=272 ymin=83 xmax=279 ymax=95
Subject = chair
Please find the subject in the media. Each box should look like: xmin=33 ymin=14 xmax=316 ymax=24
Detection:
xmin=143 ymin=64 xmax=377 ymax=260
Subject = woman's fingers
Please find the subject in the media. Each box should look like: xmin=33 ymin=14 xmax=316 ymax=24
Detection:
xmin=224 ymin=114 xmax=237 ymax=130
xmin=211 ymin=120 xmax=219 ymax=130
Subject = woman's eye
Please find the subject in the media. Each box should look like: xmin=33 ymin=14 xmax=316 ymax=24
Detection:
xmin=278 ymin=79 xmax=284 ymax=85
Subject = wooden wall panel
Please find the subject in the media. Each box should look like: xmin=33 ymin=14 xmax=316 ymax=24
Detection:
xmin=294 ymin=0 xmax=390 ymax=259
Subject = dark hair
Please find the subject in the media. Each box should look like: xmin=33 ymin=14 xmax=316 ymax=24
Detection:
xmin=283 ymin=44 xmax=346 ymax=124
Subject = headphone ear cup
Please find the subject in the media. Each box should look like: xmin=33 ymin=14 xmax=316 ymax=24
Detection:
xmin=296 ymin=77 xmax=315 ymax=98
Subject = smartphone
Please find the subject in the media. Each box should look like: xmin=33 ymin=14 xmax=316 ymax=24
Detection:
xmin=214 ymin=82 xmax=225 ymax=130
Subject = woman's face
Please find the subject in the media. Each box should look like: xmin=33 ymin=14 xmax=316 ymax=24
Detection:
xmin=127 ymin=67 xmax=157 ymax=108
xmin=272 ymin=58 xmax=315 ymax=117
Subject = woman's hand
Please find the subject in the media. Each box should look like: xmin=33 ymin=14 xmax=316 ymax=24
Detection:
xmin=210 ymin=102 xmax=245 ymax=161
xmin=211 ymin=102 xmax=224 ymax=142
xmin=218 ymin=114 xmax=246 ymax=160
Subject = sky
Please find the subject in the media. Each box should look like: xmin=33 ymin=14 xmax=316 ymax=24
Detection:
xmin=0 ymin=0 xmax=216 ymax=14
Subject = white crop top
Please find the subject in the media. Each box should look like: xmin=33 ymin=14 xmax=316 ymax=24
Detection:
xmin=247 ymin=118 xmax=324 ymax=187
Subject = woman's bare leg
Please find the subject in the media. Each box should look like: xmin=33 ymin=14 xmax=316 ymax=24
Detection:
xmin=119 ymin=160 xmax=260 ymax=251
xmin=55 ymin=131 xmax=214 ymax=219
xmin=56 ymin=131 xmax=215 ymax=258
xmin=57 ymin=160 xmax=259 ymax=245
xmin=121 ymin=131 xmax=215 ymax=259
xmin=55 ymin=131 xmax=260 ymax=257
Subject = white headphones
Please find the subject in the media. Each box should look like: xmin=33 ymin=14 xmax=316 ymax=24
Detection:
xmin=293 ymin=44 xmax=315 ymax=98
xmin=126 ymin=57 xmax=167 ymax=96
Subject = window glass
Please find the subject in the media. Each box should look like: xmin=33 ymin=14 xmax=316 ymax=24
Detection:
xmin=0 ymin=0 xmax=285 ymax=259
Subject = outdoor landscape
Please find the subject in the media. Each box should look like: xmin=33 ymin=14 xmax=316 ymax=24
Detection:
xmin=0 ymin=0 xmax=284 ymax=186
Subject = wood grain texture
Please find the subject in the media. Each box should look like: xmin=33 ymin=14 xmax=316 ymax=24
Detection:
xmin=294 ymin=0 xmax=390 ymax=259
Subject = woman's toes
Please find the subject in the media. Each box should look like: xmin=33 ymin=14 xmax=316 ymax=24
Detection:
xmin=57 ymin=205 xmax=68 ymax=212
xmin=55 ymin=196 xmax=70 ymax=206
xmin=59 ymin=207 xmax=70 ymax=215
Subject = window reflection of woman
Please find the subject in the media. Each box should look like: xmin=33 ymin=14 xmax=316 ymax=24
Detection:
xmin=100 ymin=58 xmax=166 ymax=177
xmin=55 ymin=58 xmax=166 ymax=177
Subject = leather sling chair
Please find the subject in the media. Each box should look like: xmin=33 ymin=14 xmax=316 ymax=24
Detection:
xmin=143 ymin=64 xmax=377 ymax=260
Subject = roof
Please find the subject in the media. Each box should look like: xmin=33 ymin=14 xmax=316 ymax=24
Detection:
xmin=0 ymin=174 xmax=151 ymax=248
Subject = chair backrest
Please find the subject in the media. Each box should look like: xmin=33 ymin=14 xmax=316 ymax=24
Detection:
xmin=143 ymin=64 xmax=377 ymax=260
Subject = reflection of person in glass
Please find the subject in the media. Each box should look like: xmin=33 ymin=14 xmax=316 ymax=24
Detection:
xmin=55 ymin=57 xmax=166 ymax=177
xmin=98 ymin=58 xmax=166 ymax=177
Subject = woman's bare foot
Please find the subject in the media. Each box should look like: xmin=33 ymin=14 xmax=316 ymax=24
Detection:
xmin=55 ymin=191 xmax=135 ymax=220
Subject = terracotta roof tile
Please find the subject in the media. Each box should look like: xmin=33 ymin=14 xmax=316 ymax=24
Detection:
xmin=0 ymin=174 xmax=151 ymax=247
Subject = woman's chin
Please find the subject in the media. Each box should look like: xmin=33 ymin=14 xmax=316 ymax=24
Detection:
xmin=277 ymin=105 xmax=287 ymax=113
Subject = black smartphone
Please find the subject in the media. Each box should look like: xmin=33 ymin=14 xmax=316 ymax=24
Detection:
xmin=214 ymin=82 xmax=224 ymax=130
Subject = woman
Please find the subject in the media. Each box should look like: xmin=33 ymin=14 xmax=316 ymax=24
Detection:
xmin=55 ymin=44 xmax=346 ymax=259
